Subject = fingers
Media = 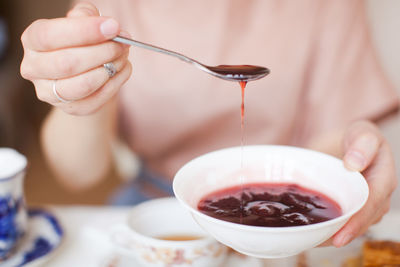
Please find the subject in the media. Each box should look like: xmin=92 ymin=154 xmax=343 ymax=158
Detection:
xmin=332 ymin=197 xmax=387 ymax=247
xmin=332 ymin=198 xmax=391 ymax=248
xmin=333 ymin=139 xmax=397 ymax=247
xmin=22 ymin=41 xmax=128 ymax=80
xmin=58 ymin=61 xmax=132 ymax=116
xmin=343 ymin=121 xmax=382 ymax=172
xmin=57 ymin=52 xmax=129 ymax=101
xmin=33 ymin=51 xmax=129 ymax=103
xmin=318 ymin=238 xmax=333 ymax=247
xmin=371 ymin=200 xmax=390 ymax=225
xmin=319 ymin=196 xmax=390 ymax=248
xmin=21 ymin=16 xmax=119 ymax=52
xmin=19 ymin=2 xmax=132 ymax=116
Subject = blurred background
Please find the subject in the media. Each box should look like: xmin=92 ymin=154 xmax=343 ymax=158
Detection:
xmin=0 ymin=0 xmax=399 ymax=206
xmin=0 ymin=0 xmax=121 ymax=205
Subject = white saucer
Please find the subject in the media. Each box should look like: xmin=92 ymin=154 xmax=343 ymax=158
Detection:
xmin=1 ymin=209 xmax=63 ymax=267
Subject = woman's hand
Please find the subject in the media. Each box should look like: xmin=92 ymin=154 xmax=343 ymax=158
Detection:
xmin=332 ymin=120 xmax=397 ymax=247
xmin=20 ymin=2 xmax=132 ymax=115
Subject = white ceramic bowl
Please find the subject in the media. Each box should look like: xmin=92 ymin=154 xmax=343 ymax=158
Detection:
xmin=173 ymin=145 xmax=369 ymax=258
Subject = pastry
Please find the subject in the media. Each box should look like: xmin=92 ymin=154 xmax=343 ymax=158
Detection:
xmin=362 ymin=240 xmax=400 ymax=266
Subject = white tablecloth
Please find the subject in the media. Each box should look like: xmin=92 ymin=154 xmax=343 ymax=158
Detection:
xmin=44 ymin=206 xmax=132 ymax=267
xmin=41 ymin=207 xmax=400 ymax=267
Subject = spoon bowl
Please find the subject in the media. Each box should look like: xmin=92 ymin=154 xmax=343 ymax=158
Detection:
xmin=206 ymin=65 xmax=269 ymax=82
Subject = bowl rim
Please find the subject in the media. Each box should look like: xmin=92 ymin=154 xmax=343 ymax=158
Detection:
xmin=173 ymin=145 xmax=369 ymax=233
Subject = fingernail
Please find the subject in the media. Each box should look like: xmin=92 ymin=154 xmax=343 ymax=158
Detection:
xmin=344 ymin=150 xmax=366 ymax=171
xmin=334 ymin=233 xmax=353 ymax=247
xmin=355 ymin=134 xmax=380 ymax=154
xmin=100 ymin=18 xmax=119 ymax=38
xmin=344 ymin=134 xmax=379 ymax=171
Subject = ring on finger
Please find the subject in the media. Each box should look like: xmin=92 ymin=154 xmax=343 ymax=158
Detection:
xmin=104 ymin=62 xmax=117 ymax=78
xmin=53 ymin=80 xmax=72 ymax=104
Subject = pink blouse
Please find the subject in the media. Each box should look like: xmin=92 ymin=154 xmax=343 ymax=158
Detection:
xmin=88 ymin=0 xmax=399 ymax=180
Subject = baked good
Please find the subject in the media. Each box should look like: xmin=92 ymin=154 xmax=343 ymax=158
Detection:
xmin=362 ymin=240 xmax=400 ymax=266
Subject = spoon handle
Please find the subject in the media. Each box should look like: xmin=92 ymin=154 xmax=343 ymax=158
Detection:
xmin=112 ymin=35 xmax=269 ymax=82
xmin=113 ymin=36 xmax=196 ymax=64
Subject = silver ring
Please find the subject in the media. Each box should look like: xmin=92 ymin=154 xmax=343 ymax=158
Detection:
xmin=53 ymin=80 xmax=71 ymax=104
xmin=104 ymin=62 xmax=117 ymax=78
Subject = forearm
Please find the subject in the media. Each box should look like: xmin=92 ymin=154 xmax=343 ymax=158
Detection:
xmin=41 ymin=101 xmax=117 ymax=191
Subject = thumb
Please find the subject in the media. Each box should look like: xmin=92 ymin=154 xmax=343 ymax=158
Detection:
xmin=67 ymin=2 xmax=100 ymax=18
xmin=343 ymin=121 xmax=382 ymax=172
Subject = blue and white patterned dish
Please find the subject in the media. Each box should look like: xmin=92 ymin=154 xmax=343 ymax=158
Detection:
xmin=1 ymin=209 xmax=63 ymax=267
xmin=0 ymin=196 xmax=26 ymax=260
xmin=0 ymin=148 xmax=28 ymax=261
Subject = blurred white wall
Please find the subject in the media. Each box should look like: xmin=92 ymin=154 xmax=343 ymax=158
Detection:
xmin=367 ymin=0 xmax=400 ymax=209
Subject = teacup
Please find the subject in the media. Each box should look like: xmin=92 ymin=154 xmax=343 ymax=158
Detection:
xmin=0 ymin=148 xmax=28 ymax=260
xmin=173 ymin=145 xmax=369 ymax=258
xmin=110 ymin=197 xmax=228 ymax=267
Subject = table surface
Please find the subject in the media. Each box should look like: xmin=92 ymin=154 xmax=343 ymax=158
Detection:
xmin=38 ymin=206 xmax=400 ymax=267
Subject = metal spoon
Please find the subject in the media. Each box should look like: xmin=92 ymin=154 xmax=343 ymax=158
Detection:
xmin=113 ymin=36 xmax=270 ymax=82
